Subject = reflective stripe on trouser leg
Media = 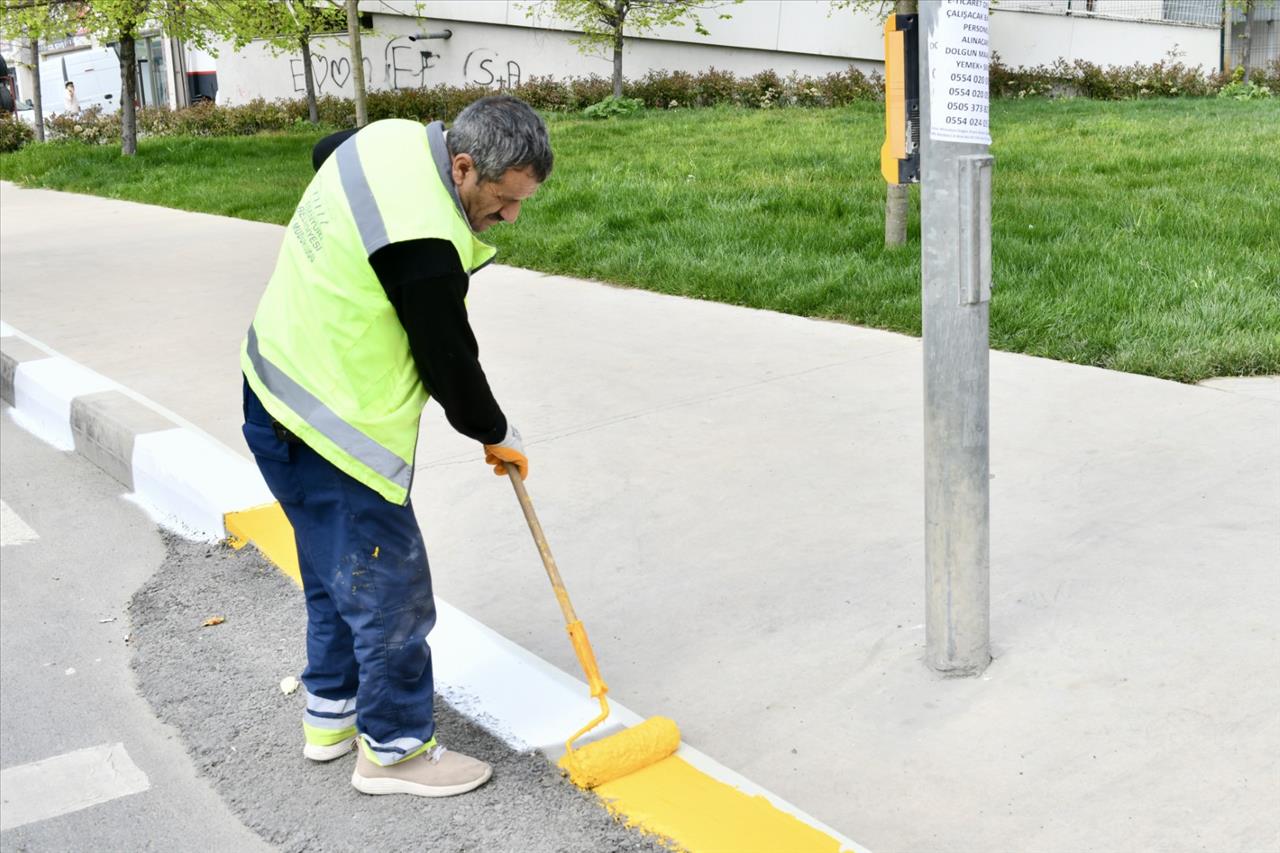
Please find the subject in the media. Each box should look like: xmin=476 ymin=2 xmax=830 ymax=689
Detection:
xmin=359 ymin=733 xmax=436 ymax=766
xmin=303 ymin=690 xmax=356 ymax=746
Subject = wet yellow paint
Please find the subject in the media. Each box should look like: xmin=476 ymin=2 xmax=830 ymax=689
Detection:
xmin=223 ymin=502 xmax=301 ymax=586
xmin=595 ymin=756 xmax=852 ymax=853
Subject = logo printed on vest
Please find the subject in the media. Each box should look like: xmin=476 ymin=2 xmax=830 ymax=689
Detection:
xmin=290 ymin=185 xmax=330 ymax=263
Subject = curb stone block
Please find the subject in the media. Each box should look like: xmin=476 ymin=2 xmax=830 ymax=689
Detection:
xmin=71 ymin=390 xmax=177 ymax=490
xmin=0 ymin=337 xmax=50 ymax=406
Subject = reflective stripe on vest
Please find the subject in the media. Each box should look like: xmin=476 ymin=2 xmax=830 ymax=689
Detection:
xmin=336 ymin=139 xmax=390 ymax=255
xmin=245 ymin=324 xmax=412 ymax=493
xmin=243 ymin=119 xmax=497 ymax=504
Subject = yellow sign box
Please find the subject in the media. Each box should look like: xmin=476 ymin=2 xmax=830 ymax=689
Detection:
xmin=880 ymin=13 xmax=920 ymax=184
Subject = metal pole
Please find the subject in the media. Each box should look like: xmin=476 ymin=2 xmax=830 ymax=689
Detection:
xmin=919 ymin=0 xmax=992 ymax=676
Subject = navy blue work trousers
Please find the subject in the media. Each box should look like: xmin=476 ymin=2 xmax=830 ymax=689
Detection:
xmin=242 ymin=379 xmax=436 ymax=763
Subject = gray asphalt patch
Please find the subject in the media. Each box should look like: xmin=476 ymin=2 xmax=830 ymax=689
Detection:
xmin=129 ymin=535 xmax=670 ymax=853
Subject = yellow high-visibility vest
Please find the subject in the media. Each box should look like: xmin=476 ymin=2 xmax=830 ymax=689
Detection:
xmin=242 ymin=119 xmax=497 ymax=504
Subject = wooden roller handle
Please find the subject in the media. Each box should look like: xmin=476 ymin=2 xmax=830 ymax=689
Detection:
xmin=505 ymin=462 xmax=579 ymax=625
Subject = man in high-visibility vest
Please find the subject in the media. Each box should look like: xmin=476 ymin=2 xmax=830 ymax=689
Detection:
xmin=241 ymin=95 xmax=552 ymax=798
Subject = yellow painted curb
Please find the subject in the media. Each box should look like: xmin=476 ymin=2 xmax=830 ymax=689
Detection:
xmin=225 ymin=502 xmax=300 ymax=586
xmin=598 ymin=755 xmax=854 ymax=852
xmin=222 ymin=502 xmax=856 ymax=853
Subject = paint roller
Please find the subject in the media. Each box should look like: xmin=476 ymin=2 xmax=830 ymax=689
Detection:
xmin=503 ymin=463 xmax=681 ymax=788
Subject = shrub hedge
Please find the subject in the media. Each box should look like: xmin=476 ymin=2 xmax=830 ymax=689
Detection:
xmin=0 ymin=114 xmax=36 ymax=152
xmin=16 ymin=57 xmax=1278 ymax=147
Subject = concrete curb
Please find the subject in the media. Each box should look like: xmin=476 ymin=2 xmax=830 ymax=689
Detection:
xmin=0 ymin=323 xmax=271 ymax=540
xmin=0 ymin=320 xmax=868 ymax=853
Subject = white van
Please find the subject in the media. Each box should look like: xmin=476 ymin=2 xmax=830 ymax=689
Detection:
xmin=57 ymin=47 xmax=121 ymax=114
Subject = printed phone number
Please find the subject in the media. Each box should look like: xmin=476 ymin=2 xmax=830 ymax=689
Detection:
xmin=948 ymin=73 xmax=988 ymax=85
xmin=945 ymin=101 xmax=989 ymax=113
xmin=943 ymin=114 xmax=989 ymax=126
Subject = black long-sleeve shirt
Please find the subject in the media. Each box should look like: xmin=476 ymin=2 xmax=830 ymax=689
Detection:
xmin=312 ymin=129 xmax=507 ymax=446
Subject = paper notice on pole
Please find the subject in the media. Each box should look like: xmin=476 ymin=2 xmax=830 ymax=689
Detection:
xmin=929 ymin=0 xmax=992 ymax=145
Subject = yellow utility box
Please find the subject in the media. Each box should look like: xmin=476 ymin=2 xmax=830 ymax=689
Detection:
xmin=880 ymin=13 xmax=920 ymax=184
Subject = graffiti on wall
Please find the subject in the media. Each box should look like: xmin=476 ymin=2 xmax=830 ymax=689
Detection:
xmin=463 ymin=48 xmax=521 ymax=89
xmin=287 ymin=38 xmax=522 ymax=94
xmin=385 ymin=36 xmax=436 ymax=89
xmin=289 ymin=54 xmax=375 ymax=94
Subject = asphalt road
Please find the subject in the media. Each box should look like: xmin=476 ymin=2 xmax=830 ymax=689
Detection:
xmin=0 ymin=410 xmax=269 ymax=851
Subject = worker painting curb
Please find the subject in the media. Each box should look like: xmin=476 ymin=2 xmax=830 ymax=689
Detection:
xmin=2 ymin=321 xmax=869 ymax=853
xmin=228 ymin=503 xmax=868 ymax=853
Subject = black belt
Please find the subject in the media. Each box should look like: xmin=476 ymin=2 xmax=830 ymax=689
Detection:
xmin=272 ymin=420 xmax=302 ymax=444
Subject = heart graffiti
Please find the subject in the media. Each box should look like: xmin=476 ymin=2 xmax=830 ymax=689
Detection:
xmin=311 ymin=54 xmax=329 ymax=90
xmin=329 ymin=56 xmax=351 ymax=89
xmin=292 ymin=45 xmax=446 ymax=94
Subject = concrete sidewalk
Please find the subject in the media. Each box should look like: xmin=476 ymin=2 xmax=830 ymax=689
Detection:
xmin=3 ymin=182 xmax=1278 ymax=853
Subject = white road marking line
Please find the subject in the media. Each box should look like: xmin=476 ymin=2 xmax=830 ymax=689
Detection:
xmin=0 ymin=743 xmax=150 ymax=831
xmin=0 ymin=500 xmax=39 ymax=547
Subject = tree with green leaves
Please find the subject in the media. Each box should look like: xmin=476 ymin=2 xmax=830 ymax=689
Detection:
xmin=0 ymin=0 xmax=75 ymax=142
xmin=217 ymin=0 xmax=347 ymax=124
xmin=3 ymin=0 xmax=236 ymax=155
xmin=535 ymin=0 xmax=741 ymax=99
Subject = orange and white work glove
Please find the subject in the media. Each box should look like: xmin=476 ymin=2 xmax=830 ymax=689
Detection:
xmin=484 ymin=423 xmax=528 ymax=481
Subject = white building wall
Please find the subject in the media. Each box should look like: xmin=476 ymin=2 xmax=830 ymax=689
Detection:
xmin=989 ymin=8 xmax=1220 ymax=69
xmin=213 ymin=2 xmax=887 ymax=105
xmin=207 ymin=0 xmax=1222 ymax=106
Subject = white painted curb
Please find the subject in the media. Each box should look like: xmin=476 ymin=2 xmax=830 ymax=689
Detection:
xmin=130 ymin=428 xmax=273 ymax=541
xmin=1 ymin=324 xmax=271 ymax=541
xmin=12 ymin=357 xmax=117 ymax=450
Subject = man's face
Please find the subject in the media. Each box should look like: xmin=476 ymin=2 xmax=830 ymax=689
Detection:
xmin=451 ymin=155 xmax=542 ymax=233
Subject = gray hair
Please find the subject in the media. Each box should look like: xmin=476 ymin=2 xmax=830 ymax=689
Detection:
xmin=447 ymin=95 xmax=553 ymax=184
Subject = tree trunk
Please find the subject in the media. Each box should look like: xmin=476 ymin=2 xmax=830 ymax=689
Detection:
xmin=346 ymin=0 xmax=368 ymax=127
xmin=610 ymin=0 xmax=627 ymax=99
xmin=884 ymin=0 xmax=917 ymax=248
xmin=612 ymin=29 xmax=624 ymax=98
xmin=1241 ymin=0 xmax=1254 ymax=82
xmin=885 ymin=183 xmax=909 ymax=247
xmin=119 ymin=31 xmax=138 ymax=156
xmin=300 ymin=32 xmax=319 ymax=123
xmin=29 ymin=38 xmax=44 ymax=143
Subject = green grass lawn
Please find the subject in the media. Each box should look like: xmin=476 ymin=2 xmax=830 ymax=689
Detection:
xmin=3 ymin=98 xmax=1277 ymax=381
